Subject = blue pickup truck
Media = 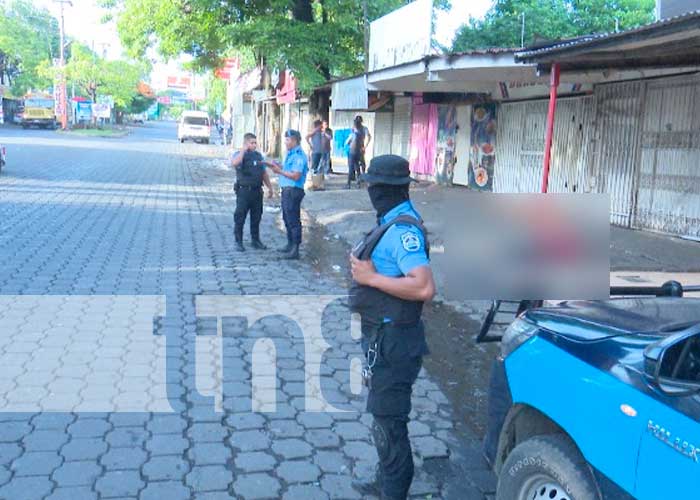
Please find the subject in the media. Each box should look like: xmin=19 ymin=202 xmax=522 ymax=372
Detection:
xmin=480 ymin=282 xmax=700 ymax=500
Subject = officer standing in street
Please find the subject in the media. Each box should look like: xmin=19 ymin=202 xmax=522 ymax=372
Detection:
xmin=231 ymin=133 xmax=273 ymax=252
xmin=348 ymin=155 xmax=436 ymax=500
xmin=263 ymin=129 xmax=308 ymax=260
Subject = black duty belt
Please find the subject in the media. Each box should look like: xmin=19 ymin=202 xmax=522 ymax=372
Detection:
xmin=237 ymin=184 xmax=262 ymax=190
xmin=281 ymin=186 xmax=303 ymax=192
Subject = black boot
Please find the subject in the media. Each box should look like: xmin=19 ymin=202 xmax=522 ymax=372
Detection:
xmin=278 ymin=241 xmax=293 ymax=253
xmin=251 ymin=239 xmax=267 ymax=250
xmin=235 ymin=241 xmax=246 ymax=252
xmin=281 ymin=244 xmax=300 ymax=260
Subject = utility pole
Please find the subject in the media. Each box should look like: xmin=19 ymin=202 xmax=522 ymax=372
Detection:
xmin=521 ymin=12 xmax=526 ymax=48
xmin=362 ymin=0 xmax=369 ymax=72
xmin=54 ymin=0 xmax=72 ymax=130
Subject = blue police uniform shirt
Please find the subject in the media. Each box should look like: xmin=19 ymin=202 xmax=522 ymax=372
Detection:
xmin=371 ymin=200 xmax=429 ymax=278
xmin=279 ymin=145 xmax=308 ymax=188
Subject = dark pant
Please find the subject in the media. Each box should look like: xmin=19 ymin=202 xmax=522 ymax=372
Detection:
xmin=348 ymin=152 xmax=361 ymax=186
xmin=363 ymin=322 xmax=426 ymax=500
xmin=311 ymin=153 xmax=323 ymax=174
xmin=234 ymin=185 xmax=263 ymax=242
xmin=281 ymin=187 xmax=305 ymax=245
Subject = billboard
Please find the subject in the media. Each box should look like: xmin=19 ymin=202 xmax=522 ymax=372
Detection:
xmin=93 ymin=103 xmax=111 ymax=119
xmin=166 ymin=75 xmax=192 ymax=90
xmin=368 ymin=0 xmax=433 ymax=72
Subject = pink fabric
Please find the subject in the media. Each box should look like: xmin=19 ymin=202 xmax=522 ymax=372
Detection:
xmin=409 ymin=97 xmax=438 ymax=175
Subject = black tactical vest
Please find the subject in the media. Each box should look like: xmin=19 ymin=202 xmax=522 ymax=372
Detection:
xmin=237 ymin=151 xmax=265 ymax=186
xmin=349 ymin=214 xmax=430 ymax=331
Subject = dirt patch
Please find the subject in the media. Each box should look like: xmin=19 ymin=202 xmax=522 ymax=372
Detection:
xmin=302 ymin=210 xmax=496 ymax=440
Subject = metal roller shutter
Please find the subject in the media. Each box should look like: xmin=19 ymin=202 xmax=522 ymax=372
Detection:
xmin=373 ymin=112 xmax=393 ymax=156
xmin=392 ymin=97 xmax=411 ymax=159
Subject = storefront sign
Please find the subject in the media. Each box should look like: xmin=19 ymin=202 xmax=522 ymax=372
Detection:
xmin=369 ymin=0 xmax=433 ymax=72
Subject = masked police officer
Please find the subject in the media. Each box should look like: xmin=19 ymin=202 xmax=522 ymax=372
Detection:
xmin=349 ymin=155 xmax=436 ymax=500
xmin=231 ymin=133 xmax=273 ymax=252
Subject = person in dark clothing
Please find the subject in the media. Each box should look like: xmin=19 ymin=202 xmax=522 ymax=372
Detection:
xmin=355 ymin=114 xmax=372 ymax=175
xmin=346 ymin=116 xmax=366 ymax=189
xmin=322 ymin=120 xmax=333 ymax=174
xmin=349 ymin=155 xmax=435 ymax=500
xmin=231 ymin=133 xmax=273 ymax=252
xmin=306 ymin=119 xmax=324 ymax=175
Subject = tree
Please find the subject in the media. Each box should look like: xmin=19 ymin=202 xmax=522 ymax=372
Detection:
xmin=0 ymin=0 xmax=59 ymax=94
xmin=452 ymin=0 xmax=655 ymax=52
xmin=103 ymin=0 xmax=450 ymax=91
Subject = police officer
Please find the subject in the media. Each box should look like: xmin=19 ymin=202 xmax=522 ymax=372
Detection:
xmin=231 ymin=133 xmax=273 ymax=252
xmin=263 ymin=129 xmax=308 ymax=260
xmin=349 ymin=154 xmax=436 ymax=500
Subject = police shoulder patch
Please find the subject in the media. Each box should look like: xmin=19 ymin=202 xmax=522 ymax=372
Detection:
xmin=400 ymin=231 xmax=421 ymax=252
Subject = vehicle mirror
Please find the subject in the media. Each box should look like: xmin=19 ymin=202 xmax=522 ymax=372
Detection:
xmin=644 ymin=328 xmax=700 ymax=396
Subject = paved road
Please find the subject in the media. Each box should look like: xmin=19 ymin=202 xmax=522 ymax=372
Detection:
xmin=0 ymin=122 xmax=494 ymax=499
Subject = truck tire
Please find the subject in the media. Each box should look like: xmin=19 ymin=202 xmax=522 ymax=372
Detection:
xmin=497 ymin=434 xmax=600 ymax=500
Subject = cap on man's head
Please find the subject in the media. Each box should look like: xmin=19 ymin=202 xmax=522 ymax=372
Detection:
xmin=361 ymin=154 xmax=415 ymax=185
xmin=284 ymin=129 xmax=301 ymax=142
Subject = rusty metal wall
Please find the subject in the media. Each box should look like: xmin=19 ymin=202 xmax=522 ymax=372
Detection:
xmin=592 ymin=81 xmax=645 ymax=227
xmin=495 ymin=96 xmax=594 ymax=194
xmin=635 ymin=75 xmax=700 ymax=238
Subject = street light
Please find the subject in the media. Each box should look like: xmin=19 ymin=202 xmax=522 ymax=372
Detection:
xmin=53 ymin=0 xmax=72 ymax=130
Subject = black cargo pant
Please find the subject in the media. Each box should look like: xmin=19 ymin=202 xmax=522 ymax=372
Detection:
xmin=234 ymin=184 xmax=263 ymax=243
xmin=281 ymin=186 xmax=305 ymax=245
xmin=363 ymin=321 xmax=428 ymax=500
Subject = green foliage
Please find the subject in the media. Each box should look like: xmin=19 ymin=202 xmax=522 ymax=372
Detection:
xmin=0 ymin=0 xmax=59 ymax=95
xmin=452 ymin=0 xmax=655 ymax=52
xmin=204 ymin=75 xmax=226 ymax=116
xmin=107 ymin=0 xmax=450 ymax=90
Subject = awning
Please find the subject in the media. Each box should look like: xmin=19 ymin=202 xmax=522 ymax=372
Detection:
xmin=516 ymin=10 xmax=700 ymax=72
xmin=331 ymin=75 xmax=369 ymax=110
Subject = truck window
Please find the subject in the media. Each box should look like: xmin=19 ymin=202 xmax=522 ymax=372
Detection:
xmin=184 ymin=116 xmax=209 ymax=126
xmin=25 ymin=99 xmax=54 ymax=108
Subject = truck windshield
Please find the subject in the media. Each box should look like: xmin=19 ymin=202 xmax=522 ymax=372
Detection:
xmin=184 ymin=116 xmax=209 ymax=126
xmin=25 ymin=99 xmax=54 ymax=108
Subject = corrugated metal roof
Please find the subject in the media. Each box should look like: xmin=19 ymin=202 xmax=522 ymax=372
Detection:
xmin=516 ymin=9 xmax=700 ymax=60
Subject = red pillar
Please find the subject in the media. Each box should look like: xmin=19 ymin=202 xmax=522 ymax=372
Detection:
xmin=541 ymin=63 xmax=560 ymax=193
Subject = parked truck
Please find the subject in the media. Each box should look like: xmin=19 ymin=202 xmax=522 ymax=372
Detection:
xmin=21 ymin=93 xmax=57 ymax=129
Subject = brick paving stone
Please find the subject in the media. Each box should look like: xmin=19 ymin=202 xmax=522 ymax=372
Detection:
xmin=52 ymin=460 xmax=102 ymax=487
xmin=297 ymin=412 xmax=334 ymax=429
xmin=100 ymin=446 xmax=148 ymax=470
xmin=23 ymin=430 xmax=70 ymax=452
xmin=232 ymin=473 xmax=281 ymax=499
xmin=11 ymin=451 xmax=62 ymax=476
xmin=0 ymin=476 xmax=53 ymax=500
xmin=0 ymin=422 xmax=32 ymax=442
xmin=413 ymin=436 xmax=450 ymax=460
xmin=60 ymin=438 xmax=108 ymax=461
xmin=268 ymin=419 xmax=305 ymax=438
xmin=0 ymin=465 xmax=10 ymax=485
xmin=143 ymin=455 xmax=190 ymax=481
xmin=276 ymin=460 xmax=321 ymax=483
xmin=334 ymin=421 xmax=370 ymax=441
xmin=146 ymin=435 xmax=189 ymax=455
xmin=343 ymin=441 xmax=376 ymax=461
xmin=228 ymin=429 xmax=270 ymax=452
xmin=305 ymin=429 xmax=341 ymax=449
xmin=46 ymin=486 xmax=99 ymax=500
xmin=186 ymin=465 xmax=233 ymax=492
xmin=283 ymin=484 xmax=330 ymax=500
xmin=313 ymin=450 xmax=350 ymax=474
xmin=188 ymin=423 xmax=228 ymax=443
xmin=320 ymin=475 xmax=362 ymax=499
xmin=0 ymin=443 xmax=22 ymax=465
xmin=234 ymin=451 xmax=278 ymax=473
xmin=187 ymin=442 xmax=232 ymax=465
xmin=193 ymin=492 xmax=235 ymax=500
xmin=105 ymin=427 xmax=150 ymax=448
xmin=140 ymin=481 xmax=192 ymax=500
xmin=95 ymin=470 xmax=144 ymax=497
xmin=68 ymin=419 xmax=111 ymax=438
xmin=225 ymin=412 xmax=265 ymax=430
xmin=271 ymin=438 xmax=313 ymax=459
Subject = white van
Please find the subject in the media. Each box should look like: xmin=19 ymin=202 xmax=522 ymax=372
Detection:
xmin=178 ymin=111 xmax=211 ymax=144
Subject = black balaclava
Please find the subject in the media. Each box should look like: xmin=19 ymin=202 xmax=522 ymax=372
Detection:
xmin=368 ymin=184 xmax=410 ymax=222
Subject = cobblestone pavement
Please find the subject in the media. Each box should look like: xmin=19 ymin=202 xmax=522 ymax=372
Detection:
xmin=0 ymin=123 xmax=495 ymax=499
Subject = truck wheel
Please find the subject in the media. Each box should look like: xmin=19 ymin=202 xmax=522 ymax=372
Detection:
xmin=497 ymin=435 xmax=600 ymax=500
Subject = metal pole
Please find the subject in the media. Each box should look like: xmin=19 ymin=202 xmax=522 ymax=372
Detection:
xmin=57 ymin=0 xmax=68 ymax=130
xmin=521 ymin=12 xmax=525 ymax=48
xmin=541 ymin=62 xmax=560 ymax=193
xmin=362 ymin=0 xmax=369 ymax=72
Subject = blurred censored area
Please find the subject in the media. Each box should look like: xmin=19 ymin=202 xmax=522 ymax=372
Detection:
xmin=437 ymin=193 xmax=610 ymax=300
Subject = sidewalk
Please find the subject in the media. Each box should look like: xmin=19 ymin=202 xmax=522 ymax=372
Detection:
xmin=301 ymin=170 xmax=700 ymax=311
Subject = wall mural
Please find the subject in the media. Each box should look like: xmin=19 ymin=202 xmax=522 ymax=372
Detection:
xmin=469 ymin=103 xmax=497 ymax=191
xmin=435 ymin=104 xmax=457 ymax=185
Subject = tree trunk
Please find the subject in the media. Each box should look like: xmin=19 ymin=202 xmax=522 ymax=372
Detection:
xmin=292 ymin=0 xmax=313 ymax=23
